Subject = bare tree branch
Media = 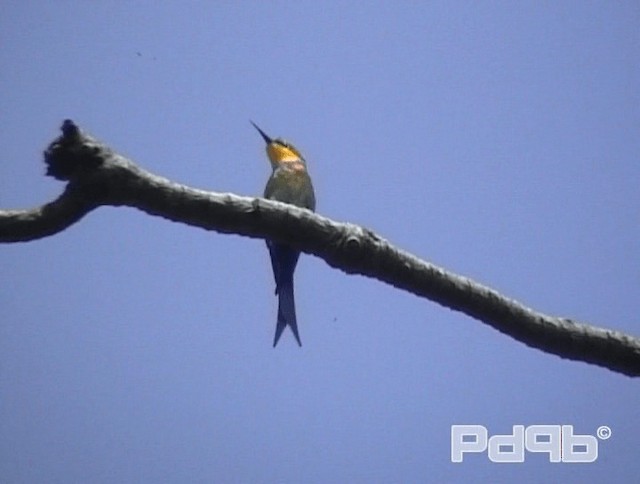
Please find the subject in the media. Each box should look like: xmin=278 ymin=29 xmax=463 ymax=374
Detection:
xmin=2 ymin=120 xmax=639 ymax=376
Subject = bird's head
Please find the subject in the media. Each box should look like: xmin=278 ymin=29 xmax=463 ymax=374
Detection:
xmin=251 ymin=121 xmax=305 ymax=168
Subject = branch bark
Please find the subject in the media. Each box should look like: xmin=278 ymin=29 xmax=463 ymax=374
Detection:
xmin=2 ymin=120 xmax=639 ymax=376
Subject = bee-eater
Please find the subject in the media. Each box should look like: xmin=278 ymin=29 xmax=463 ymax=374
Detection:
xmin=251 ymin=121 xmax=316 ymax=347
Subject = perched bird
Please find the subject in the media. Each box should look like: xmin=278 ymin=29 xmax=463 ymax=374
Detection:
xmin=251 ymin=121 xmax=316 ymax=347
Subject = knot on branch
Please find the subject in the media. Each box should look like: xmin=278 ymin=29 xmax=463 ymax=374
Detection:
xmin=324 ymin=224 xmax=382 ymax=274
xmin=345 ymin=233 xmax=362 ymax=253
xmin=44 ymin=119 xmax=106 ymax=181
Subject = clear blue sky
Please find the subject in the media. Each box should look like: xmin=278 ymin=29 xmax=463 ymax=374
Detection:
xmin=1 ymin=2 xmax=638 ymax=483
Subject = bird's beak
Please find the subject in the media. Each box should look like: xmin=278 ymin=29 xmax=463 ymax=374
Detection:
xmin=250 ymin=121 xmax=272 ymax=144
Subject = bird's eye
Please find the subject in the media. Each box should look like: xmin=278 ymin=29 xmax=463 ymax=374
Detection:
xmin=276 ymin=139 xmax=289 ymax=148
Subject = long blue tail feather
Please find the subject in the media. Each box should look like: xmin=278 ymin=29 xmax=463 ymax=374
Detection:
xmin=268 ymin=242 xmax=302 ymax=347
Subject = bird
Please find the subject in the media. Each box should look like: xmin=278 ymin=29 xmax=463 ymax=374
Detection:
xmin=251 ymin=121 xmax=316 ymax=347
